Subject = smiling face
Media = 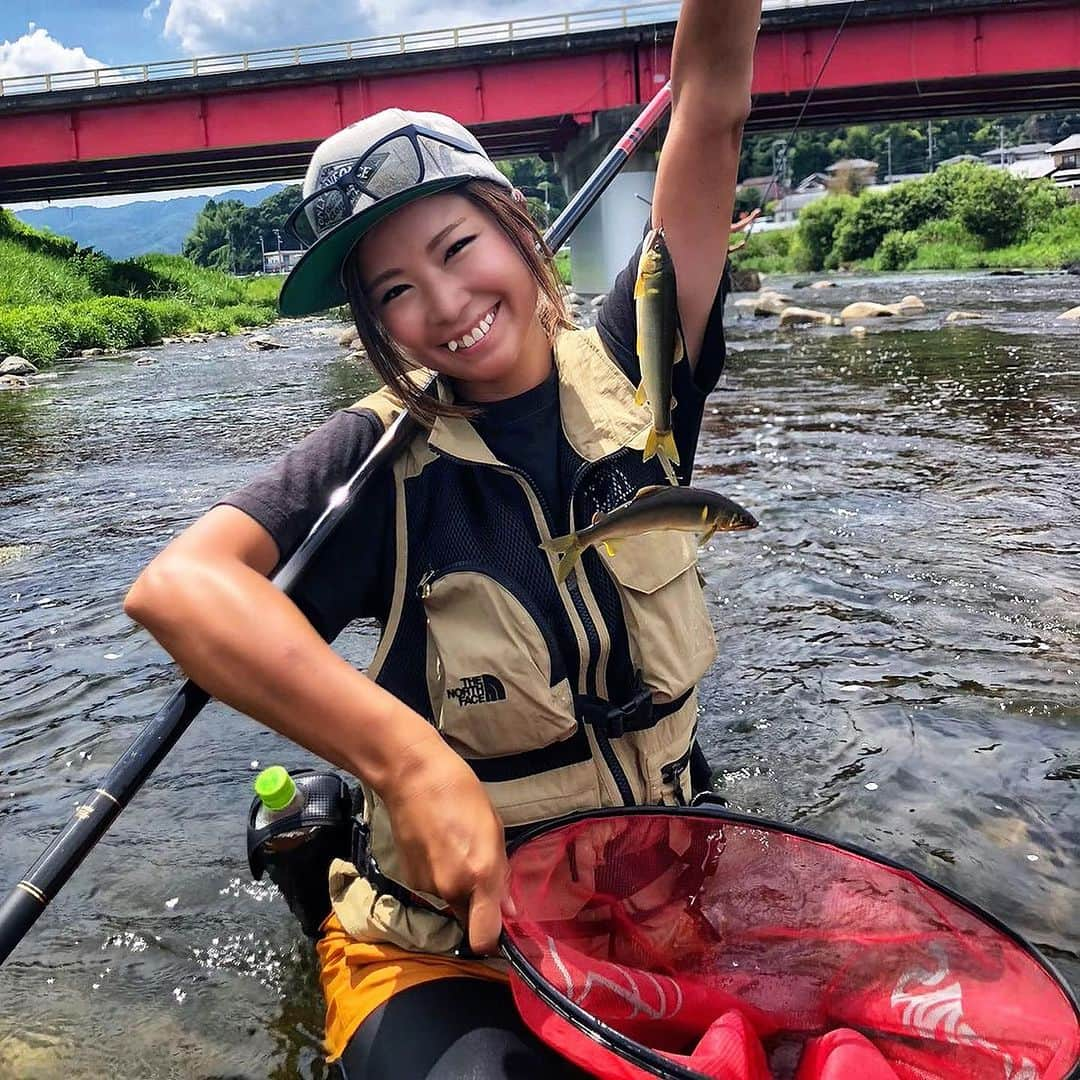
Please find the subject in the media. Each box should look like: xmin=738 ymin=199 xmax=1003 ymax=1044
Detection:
xmin=353 ymin=191 xmax=553 ymax=403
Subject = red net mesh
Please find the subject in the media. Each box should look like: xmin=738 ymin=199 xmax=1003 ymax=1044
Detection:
xmin=503 ymin=811 xmax=1079 ymax=1080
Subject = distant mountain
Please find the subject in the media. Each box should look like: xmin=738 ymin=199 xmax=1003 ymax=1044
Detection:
xmin=11 ymin=184 xmax=286 ymax=260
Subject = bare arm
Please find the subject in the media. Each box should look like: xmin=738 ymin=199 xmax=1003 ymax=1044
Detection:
xmin=124 ymin=505 xmax=507 ymax=952
xmin=652 ymin=0 xmax=761 ymax=366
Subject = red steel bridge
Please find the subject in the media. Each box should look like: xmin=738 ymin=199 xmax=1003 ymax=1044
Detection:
xmin=1 ymin=0 xmax=1077 ymax=203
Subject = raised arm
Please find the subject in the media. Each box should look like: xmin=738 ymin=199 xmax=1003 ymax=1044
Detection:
xmin=652 ymin=0 xmax=761 ymax=367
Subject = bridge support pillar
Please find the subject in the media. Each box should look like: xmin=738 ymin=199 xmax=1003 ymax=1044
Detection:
xmin=555 ymin=109 xmax=662 ymax=296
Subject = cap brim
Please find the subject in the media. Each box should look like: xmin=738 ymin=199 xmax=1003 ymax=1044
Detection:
xmin=278 ymin=177 xmax=470 ymax=318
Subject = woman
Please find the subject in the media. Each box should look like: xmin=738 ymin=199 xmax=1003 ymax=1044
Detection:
xmin=124 ymin=2 xmax=761 ymax=1075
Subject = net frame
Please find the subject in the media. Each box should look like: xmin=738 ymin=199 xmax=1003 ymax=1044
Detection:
xmin=501 ymin=799 xmax=1080 ymax=1080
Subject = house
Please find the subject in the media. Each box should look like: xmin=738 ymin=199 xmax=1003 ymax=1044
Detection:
xmin=979 ymin=142 xmax=1052 ymax=166
xmin=736 ymin=174 xmax=788 ymax=201
xmin=263 ymin=249 xmax=304 ymax=273
xmin=1048 ymin=135 xmax=1080 ymax=195
xmin=826 ymin=158 xmax=878 ymax=185
xmin=938 ymin=154 xmax=983 ymax=168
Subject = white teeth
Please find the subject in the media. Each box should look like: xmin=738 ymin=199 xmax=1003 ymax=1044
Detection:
xmin=446 ymin=307 xmax=496 ymax=351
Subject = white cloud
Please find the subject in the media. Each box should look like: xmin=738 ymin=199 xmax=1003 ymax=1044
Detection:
xmin=0 ymin=26 xmax=105 ymax=78
xmin=162 ymin=0 xmax=371 ymax=55
xmin=143 ymin=0 xmax=163 ymax=22
xmin=159 ymin=0 xmax=600 ymax=57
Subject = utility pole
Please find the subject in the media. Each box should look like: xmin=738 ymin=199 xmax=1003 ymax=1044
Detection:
xmin=927 ymin=121 xmax=935 ymax=172
xmin=887 ymin=134 xmax=893 ymax=182
xmin=999 ymin=123 xmax=1006 ymax=167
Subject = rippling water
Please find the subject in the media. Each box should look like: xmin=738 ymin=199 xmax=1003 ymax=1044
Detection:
xmin=1 ymin=272 xmax=1077 ymax=1078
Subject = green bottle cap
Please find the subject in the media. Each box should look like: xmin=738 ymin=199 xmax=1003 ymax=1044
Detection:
xmin=254 ymin=765 xmax=297 ymax=811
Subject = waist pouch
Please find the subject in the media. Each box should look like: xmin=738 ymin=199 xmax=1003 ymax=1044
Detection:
xmin=247 ymin=771 xmax=358 ymax=939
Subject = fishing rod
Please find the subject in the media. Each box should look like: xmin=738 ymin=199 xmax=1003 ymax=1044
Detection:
xmin=0 ymin=80 xmax=674 ymax=966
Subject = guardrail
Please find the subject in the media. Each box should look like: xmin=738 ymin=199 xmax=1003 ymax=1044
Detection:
xmin=0 ymin=0 xmax=854 ymax=98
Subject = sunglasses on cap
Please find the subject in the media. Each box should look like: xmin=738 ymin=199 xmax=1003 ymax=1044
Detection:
xmin=284 ymin=124 xmax=489 ymax=249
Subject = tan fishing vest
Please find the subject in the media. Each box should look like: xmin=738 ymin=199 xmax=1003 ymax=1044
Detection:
xmin=328 ymin=327 xmax=717 ymax=954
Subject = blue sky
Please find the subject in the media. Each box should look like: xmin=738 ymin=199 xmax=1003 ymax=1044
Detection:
xmin=0 ymin=1 xmax=603 ymax=74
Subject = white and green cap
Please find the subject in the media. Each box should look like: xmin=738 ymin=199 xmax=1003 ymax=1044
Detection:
xmin=279 ymin=108 xmax=512 ymax=317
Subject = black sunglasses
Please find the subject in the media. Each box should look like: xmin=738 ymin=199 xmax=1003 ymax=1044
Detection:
xmin=284 ymin=124 xmax=487 ymax=249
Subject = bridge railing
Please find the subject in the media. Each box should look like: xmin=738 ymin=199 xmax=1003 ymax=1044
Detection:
xmin=0 ymin=0 xmax=849 ymax=98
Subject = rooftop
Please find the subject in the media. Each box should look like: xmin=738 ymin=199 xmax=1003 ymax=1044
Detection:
xmin=1050 ymin=134 xmax=1080 ymax=153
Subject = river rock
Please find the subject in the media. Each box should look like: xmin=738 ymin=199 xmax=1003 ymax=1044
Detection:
xmin=738 ymin=290 xmax=792 ymax=317
xmin=0 ymin=543 xmax=36 ymax=566
xmin=850 ymin=325 xmax=869 ymax=338
xmin=590 ymin=294 xmax=606 ymax=308
xmin=988 ymin=268 xmax=1024 ymax=277
xmin=841 ymin=301 xmax=894 ymax=320
xmin=810 ymin=280 xmax=838 ymax=289
xmin=1065 ymin=262 xmax=1080 ymax=276
xmin=161 ymin=337 xmax=183 ymax=345
xmin=79 ymin=347 xmax=106 ymax=357
xmin=0 ymin=373 xmax=31 ymax=390
xmin=565 ymin=291 xmax=581 ymax=306
xmin=133 ymin=356 xmax=155 ymax=366
xmin=247 ymin=336 xmax=288 ymax=350
xmin=1056 ymin=306 xmax=1080 ymax=321
xmin=182 ymin=333 xmax=208 ymax=344
xmin=728 ymin=268 xmax=761 ymax=292
xmin=888 ymin=294 xmax=926 ymax=315
xmin=1 ymin=355 xmax=38 ymax=376
xmin=778 ymin=306 xmax=842 ymax=328
xmin=946 ymin=310 xmax=984 ymax=322
xmin=338 ymin=325 xmax=361 ymax=347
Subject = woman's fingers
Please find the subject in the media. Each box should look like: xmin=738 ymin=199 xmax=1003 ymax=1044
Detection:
xmin=467 ymin=872 xmax=508 ymax=955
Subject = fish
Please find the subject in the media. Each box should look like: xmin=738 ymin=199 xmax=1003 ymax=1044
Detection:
xmin=634 ymin=226 xmax=683 ymax=467
xmin=540 ymin=485 xmax=757 ymax=584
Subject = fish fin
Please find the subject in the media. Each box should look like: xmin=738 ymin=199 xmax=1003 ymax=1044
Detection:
xmin=643 ymin=427 xmax=659 ymax=462
xmin=601 ymin=541 xmax=618 ymax=557
xmin=674 ymin=330 xmax=686 ymax=365
xmin=655 ymin=431 xmax=680 ymax=467
xmin=555 ymin=544 xmax=583 ymax=584
xmin=632 ymin=484 xmax=668 ymax=501
xmin=541 ymin=534 xmax=583 ymax=584
xmin=540 ymin=533 xmax=577 ymax=556
xmin=633 ymin=273 xmax=646 ymax=300
xmin=634 ymin=380 xmax=648 ymax=407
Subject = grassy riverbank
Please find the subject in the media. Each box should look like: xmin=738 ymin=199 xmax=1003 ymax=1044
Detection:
xmin=734 ymin=164 xmax=1080 ymax=277
xmin=0 ymin=209 xmax=282 ymax=365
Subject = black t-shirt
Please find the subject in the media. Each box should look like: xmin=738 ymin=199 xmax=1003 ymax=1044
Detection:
xmin=220 ymin=243 xmax=728 ymax=643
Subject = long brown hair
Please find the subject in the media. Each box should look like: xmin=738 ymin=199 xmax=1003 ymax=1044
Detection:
xmin=341 ymin=179 xmax=571 ymax=426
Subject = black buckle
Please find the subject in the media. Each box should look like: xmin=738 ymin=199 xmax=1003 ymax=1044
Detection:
xmin=578 ymin=685 xmax=654 ymax=738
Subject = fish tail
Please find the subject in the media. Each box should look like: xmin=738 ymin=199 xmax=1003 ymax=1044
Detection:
xmin=540 ymin=534 xmax=583 ymax=584
xmin=644 ymin=428 xmax=680 ymax=466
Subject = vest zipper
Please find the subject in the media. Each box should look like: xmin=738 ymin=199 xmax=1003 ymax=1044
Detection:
xmin=566 ymin=447 xmax=642 ymax=806
xmin=430 ymin=447 xmax=632 ymax=806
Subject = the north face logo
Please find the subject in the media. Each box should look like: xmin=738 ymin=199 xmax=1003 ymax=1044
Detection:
xmin=446 ymin=674 xmax=506 ymax=706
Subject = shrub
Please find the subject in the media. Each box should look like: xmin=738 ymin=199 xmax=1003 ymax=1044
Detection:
xmin=951 ymin=166 xmax=1026 ymax=248
xmin=874 ymin=229 xmax=919 ymax=271
xmin=793 ymin=195 xmax=855 ymax=271
xmin=833 ymin=191 xmax=904 ymax=263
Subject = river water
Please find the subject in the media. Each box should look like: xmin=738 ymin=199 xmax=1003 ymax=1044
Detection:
xmin=0 ymin=271 xmax=1077 ymax=1078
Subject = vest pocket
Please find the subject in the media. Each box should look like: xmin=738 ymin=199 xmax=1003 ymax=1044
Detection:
xmin=601 ymin=531 xmax=717 ymax=702
xmin=421 ymin=568 xmax=577 ymax=758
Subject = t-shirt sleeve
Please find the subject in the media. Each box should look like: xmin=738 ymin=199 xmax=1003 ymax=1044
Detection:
xmin=216 ymin=407 xmax=394 ymax=642
xmin=595 ymin=231 xmax=731 ymax=483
